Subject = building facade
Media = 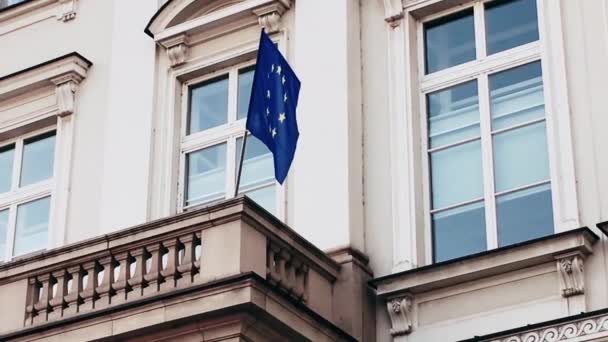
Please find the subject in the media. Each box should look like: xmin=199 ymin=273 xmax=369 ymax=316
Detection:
xmin=0 ymin=0 xmax=608 ymax=341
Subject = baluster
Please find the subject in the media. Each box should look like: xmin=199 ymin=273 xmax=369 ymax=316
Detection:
xmin=24 ymin=278 xmax=38 ymax=326
xmin=267 ymin=243 xmax=282 ymax=284
xmin=193 ymin=232 xmax=201 ymax=282
xmin=113 ymin=252 xmax=131 ymax=304
xmin=48 ymin=270 xmax=68 ymax=320
xmin=96 ymin=256 xmax=115 ymax=309
xmin=160 ymin=238 xmax=179 ymax=291
xmin=128 ymin=248 xmax=146 ymax=300
xmin=64 ymin=265 xmax=83 ymax=316
xmin=33 ymin=274 xmax=52 ymax=324
xmin=278 ymin=249 xmax=290 ymax=287
xmin=143 ymin=243 xmax=162 ymax=296
xmin=177 ymin=234 xmax=196 ymax=287
xmin=80 ymin=261 xmax=98 ymax=311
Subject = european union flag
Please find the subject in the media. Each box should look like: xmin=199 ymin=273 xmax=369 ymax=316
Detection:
xmin=246 ymin=30 xmax=301 ymax=184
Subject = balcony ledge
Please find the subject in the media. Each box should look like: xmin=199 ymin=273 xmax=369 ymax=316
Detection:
xmin=371 ymin=228 xmax=598 ymax=297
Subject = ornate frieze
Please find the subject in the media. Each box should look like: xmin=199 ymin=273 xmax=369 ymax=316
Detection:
xmin=387 ymin=294 xmax=414 ymax=336
xmin=488 ymin=314 xmax=608 ymax=342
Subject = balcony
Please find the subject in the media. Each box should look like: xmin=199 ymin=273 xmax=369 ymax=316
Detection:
xmin=0 ymin=197 xmax=371 ymax=341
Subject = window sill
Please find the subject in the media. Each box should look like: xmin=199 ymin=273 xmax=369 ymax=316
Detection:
xmin=0 ymin=0 xmax=77 ymax=37
xmin=371 ymin=228 xmax=598 ymax=296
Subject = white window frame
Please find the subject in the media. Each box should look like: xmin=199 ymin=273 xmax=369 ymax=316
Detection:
xmin=0 ymin=126 xmax=57 ymax=261
xmin=177 ymin=59 xmax=283 ymax=215
xmin=382 ymin=0 xmax=579 ymax=270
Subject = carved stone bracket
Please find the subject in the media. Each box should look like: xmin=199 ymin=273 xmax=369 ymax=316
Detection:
xmin=383 ymin=0 xmax=404 ymax=27
xmin=387 ymin=294 xmax=414 ymax=336
xmin=57 ymin=0 xmax=78 ymax=22
xmin=556 ymin=252 xmax=585 ymax=297
xmin=253 ymin=2 xmax=290 ymax=34
xmin=51 ymin=73 xmax=83 ymax=117
xmin=160 ymin=34 xmax=190 ymax=68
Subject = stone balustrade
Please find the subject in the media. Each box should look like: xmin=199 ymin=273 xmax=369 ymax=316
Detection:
xmin=0 ymin=197 xmax=343 ymax=338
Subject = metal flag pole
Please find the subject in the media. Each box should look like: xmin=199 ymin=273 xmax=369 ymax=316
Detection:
xmin=234 ymin=131 xmax=249 ymax=197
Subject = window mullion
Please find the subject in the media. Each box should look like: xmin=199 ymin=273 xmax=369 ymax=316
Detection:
xmin=227 ymin=68 xmax=238 ymax=124
xmin=11 ymin=139 xmax=23 ymax=192
xmin=478 ymin=74 xmax=498 ymax=250
xmin=226 ymin=135 xmax=237 ymax=199
xmin=6 ymin=203 xmax=17 ymax=260
xmin=474 ymin=1 xmax=487 ymax=60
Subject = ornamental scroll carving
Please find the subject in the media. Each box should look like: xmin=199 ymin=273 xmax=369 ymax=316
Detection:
xmin=253 ymin=2 xmax=289 ymax=33
xmin=556 ymin=253 xmax=585 ymax=297
xmin=387 ymin=294 xmax=414 ymax=336
xmin=488 ymin=314 xmax=608 ymax=342
xmin=51 ymin=73 xmax=84 ymax=117
xmin=57 ymin=0 xmax=77 ymax=22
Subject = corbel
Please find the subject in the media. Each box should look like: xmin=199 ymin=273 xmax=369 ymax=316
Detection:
xmin=253 ymin=1 xmax=290 ymax=34
xmin=387 ymin=293 xmax=414 ymax=336
xmin=51 ymin=73 xmax=84 ymax=117
xmin=383 ymin=0 xmax=404 ymax=28
xmin=57 ymin=0 xmax=78 ymax=22
xmin=160 ymin=34 xmax=190 ymax=68
xmin=555 ymin=252 xmax=585 ymax=297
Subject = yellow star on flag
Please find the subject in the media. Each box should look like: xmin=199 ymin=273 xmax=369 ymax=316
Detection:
xmin=266 ymin=107 xmax=270 ymax=116
xmin=283 ymin=93 xmax=288 ymax=102
xmin=267 ymin=90 xmax=271 ymax=98
xmin=282 ymin=75 xmax=286 ymax=85
xmin=272 ymin=128 xmax=277 ymax=138
xmin=278 ymin=113 xmax=286 ymax=123
xmin=276 ymin=65 xmax=282 ymax=74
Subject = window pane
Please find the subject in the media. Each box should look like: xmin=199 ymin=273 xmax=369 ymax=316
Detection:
xmin=185 ymin=143 xmax=226 ymax=206
xmin=20 ymin=132 xmax=55 ymax=187
xmin=493 ymin=122 xmax=549 ymax=192
xmin=485 ymin=0 xmax=539 ymax=55
xmin=428 ymin=80 xmax=480 ymax=148
xmin=237 ymin=67 xmax=255 ymax=120
xmin=236 ymin=136 xmax=273 ymax=190
xmin=244 ymin=186 xmax=275 ymax=215
xmin=497 ymin=183 xmax=553 ymax=246
xmin=188 ymin=76 xmax=228 ymax=134
xmin=424 ymin=9 xmax=476 ymax=74
xmin=0 ymin=145 xmax=14 ymax=193
xmin=433 ymin=201 xmax=486 ymax=262
xmin=430 ymin=140 xmax=483 ymax=209
xmin=490 ymin=62 xmax=544 ymax=130
xmin=13 ymin=196 xmax=50 ymax=257
xmin=0 ymin=209 xmax=8 ymax=261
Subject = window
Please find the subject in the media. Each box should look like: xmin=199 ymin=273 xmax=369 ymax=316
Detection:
xmin=180 ymin=62 xmax=278 ymax=214
xmin=0 ymin=129 xmax=56 ymax=261
xmin=421 ymin=0 xmax=553 ymax=262
xmin=0 ymin=0 xmax=26 ymax=10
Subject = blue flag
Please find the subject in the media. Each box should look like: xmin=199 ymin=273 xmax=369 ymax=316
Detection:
xmin=246 ymin=30 xmax=301 ymax=185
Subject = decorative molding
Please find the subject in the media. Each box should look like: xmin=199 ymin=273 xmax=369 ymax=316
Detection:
xmin=160 ymin=34 xmax=190 ymax=67
xmin=487 ymin=314 xmax=608 ymax=342
xmin=56 ymin=0 xmax=77 ymax=22
xmin=555 ymin=252 xmax=585 ymax=297
xmin=387 ymin=294 xmax=413 ymax=336
xmin=252 ymin=2 xmax=288 ymax=33
xmin=382 ymin=0 xmax=404 ymax=26
xmin=51 ymin=77 xmax=79 ymax=117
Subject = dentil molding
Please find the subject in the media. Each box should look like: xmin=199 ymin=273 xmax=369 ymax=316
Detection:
xmin=387 ymin=294 xmax=414 ymax=336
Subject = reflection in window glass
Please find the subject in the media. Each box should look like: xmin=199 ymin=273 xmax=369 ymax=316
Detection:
xmin=13 ymin=196 xmax=50 ymax=257
xmin=20 ymin=133 xmax=55 ymax=187
xmin=237 ymin=67 xmax=255 ymax=120
xmin=493 ymin=122 xmax=549 ymax=193
xmin=0 ymin=145 xmax=14 ymax=193
xmin=236 ymin=136 xmax=275 ymax=213
xmin=430 ymin=140 xmax=483 ymax=209
xmin=485 ymin=0 xmax=539 ymax=55
xmin=244 ymin=186 xmax=275 ymax=214
xmin=424 ymin=9 xmax=476 ymax=74
xmin=427 ymin=80 xmax=480 ymax=148
xmin=490 ymin=62 xmax=544 ymax=130
xmin=433 ymin=201 xmax=486 ymax=262
xmin=185 ymin=143 xmax=226 ymax=206
xmin=0 ymin=209 xmax=7 ymax=261
xmin=497 ymin=183 xmax=553 ymax=246
xmin=188 ymin=76 xmax=229 ymax=134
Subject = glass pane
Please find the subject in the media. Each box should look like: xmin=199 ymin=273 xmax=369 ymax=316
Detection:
xmin=427 ymin=80 xmax=480 ymax=148
xmin=485 ymin=0 xmax=539 ymax=55
xmin=430 ymin=140 xmax=483 ymax=209
xmin=20 ymin=132 xmax=55 ymax=187
xmin=0 ymin=145 xmax=14 ymax=193
xmin=433 ymin=201 xmax=486 ymax=262
xmin=236 ymin=135 xmax=274 ymax=190
xmin=13 ymin=196 xmax=50 ymax=257
xmin=185 ymin=143 xmax=226 ymax=206
xmin=424 ymin=9 xmax=476 ymax=74
xmin=244 ymin=186 xmax=275 ymax=214
xmin=490 ymin=62 xmax=544 ymax=130
xmin=237 ymin=67 xmax=255 ymax=120
xmin=188 ymin=76 xmax=228 ymax=134
xmin=493 ymin=122 xmax=549 ymax=192
xmin=497 ymin=183 xmax=553 ymax=246
xmin=0 ymin=209 xmax=8 ymax=261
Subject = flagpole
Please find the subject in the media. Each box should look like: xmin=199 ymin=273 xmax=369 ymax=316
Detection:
xmin=234 ymin=131 xmax=249 ymax=197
